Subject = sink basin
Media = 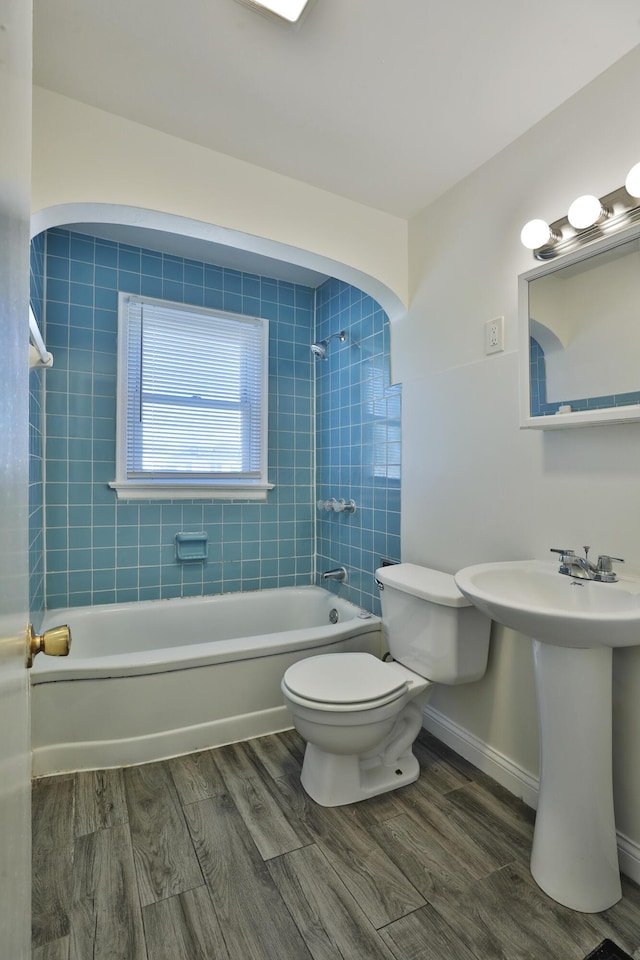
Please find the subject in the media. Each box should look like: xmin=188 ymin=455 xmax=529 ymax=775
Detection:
xmin=454 ymin=559 xmax=640 ymax=648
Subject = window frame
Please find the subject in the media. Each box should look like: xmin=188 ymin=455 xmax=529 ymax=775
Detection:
xmin=110 ymin=293 xmax=273 ymax=500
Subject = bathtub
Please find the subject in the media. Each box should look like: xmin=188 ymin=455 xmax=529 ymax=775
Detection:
xmin=31 ymin=586 xmax=382 ymax=777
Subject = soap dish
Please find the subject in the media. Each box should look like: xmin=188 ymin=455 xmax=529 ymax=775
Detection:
xmin=175 ymin=531 xmax=208 ymax=562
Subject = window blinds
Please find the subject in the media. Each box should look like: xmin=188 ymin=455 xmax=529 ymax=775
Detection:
xmin=124 ymin=298 xmax=266 ymax=480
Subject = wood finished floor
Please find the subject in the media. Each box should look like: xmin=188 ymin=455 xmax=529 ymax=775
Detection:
xmin=32 ymin=730 xmax=640 ymax=960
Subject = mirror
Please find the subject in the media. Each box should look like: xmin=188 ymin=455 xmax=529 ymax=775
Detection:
xmin=518 ymin=222 xmax=640 ymax=429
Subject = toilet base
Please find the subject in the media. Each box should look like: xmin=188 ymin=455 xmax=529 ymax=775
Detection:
xmin=300 ymin=742 xmax=420 ymax=806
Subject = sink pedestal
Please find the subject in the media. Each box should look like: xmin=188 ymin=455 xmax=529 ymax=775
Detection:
xmin=531 ymin=640 xmax=621 ymax=912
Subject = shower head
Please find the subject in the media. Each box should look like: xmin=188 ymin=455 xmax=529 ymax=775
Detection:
xmin=311 ymin=330 xmax=347 ymax=360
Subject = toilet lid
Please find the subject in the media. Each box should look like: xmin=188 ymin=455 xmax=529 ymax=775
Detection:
xmin=283 ymin=653 xmax=407 ymax=705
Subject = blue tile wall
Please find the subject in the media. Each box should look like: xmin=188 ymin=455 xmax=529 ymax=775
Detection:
xmin=29 ymin=232 xmax=45 ymax=624
xmin=315 ymin=278 xmax=401 ymax=616
xmin=530 ymin=335 xmax=640 ymax=416
xmin=40 ymin=228 xmax=315 ymax=609
xmin=30 ymin=229 xmax=402 ymax=618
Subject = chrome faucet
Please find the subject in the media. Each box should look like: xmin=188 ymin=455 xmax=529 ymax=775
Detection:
xmin=550 ymin=547 xmax=624 ymax=583
xmin=322 ymin=567 xmax=347 ymax=583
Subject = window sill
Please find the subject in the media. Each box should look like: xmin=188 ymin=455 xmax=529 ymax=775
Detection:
xmin=108 ymin=480 xmax=275 ymax=501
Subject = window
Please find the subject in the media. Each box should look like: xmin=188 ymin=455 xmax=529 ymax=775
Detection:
xmin=365 ymin=362 xmax=401 ymax=482
xmin=110 ymin=294 xmax=272 ymax=500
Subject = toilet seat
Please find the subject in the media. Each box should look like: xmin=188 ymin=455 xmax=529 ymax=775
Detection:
xmin=282 ymin=653 xmax=408 ymax=712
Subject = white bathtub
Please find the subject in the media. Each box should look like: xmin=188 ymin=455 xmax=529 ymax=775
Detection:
xmin=31 ymin=586 xmax=382 ymax=776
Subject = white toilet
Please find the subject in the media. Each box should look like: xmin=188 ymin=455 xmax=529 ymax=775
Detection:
xmin=281 ymin=563 xmax=491 ymax=806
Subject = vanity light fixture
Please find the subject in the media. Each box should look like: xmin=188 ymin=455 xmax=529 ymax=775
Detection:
xmin=521 ymin=162 xmax=640 ymax=260
xmin=234 ymin=0 xmax=313 ymax=23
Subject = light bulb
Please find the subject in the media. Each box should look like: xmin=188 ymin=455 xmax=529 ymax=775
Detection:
xmin=625 ymin=163 xmax=640 ymax=199
xmin=567 ymin=195 xmax=604 ymax=230
xmin=520 ymin=219 xmax=558 ymax=250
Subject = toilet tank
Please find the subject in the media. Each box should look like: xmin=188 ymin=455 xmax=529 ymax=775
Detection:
xmin=375 ymin=563 xmax=490 ymax=684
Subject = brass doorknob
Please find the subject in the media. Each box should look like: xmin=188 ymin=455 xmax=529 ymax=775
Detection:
xmin=26 ymin=623 xmax=71 ymax=668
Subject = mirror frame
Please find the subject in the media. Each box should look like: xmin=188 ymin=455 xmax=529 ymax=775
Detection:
xmin=519 ymin=219 xmax=640 ymax=430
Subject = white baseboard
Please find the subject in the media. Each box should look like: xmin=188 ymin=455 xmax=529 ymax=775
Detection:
xmin=617 ymin=831 xmax=640 ymax=888
xmin=422 ymin=705 xmax=540 ymax=808
xmin=423 ymin=705 xmax=640 ymax=887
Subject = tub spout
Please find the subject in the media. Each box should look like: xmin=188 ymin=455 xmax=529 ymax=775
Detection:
xmin=322 ymin=567 xmax=347 ymax=583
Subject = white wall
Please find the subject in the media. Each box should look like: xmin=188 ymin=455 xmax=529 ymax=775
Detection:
xmin=395 ymin=46 xmax=640 ymax=853
xmin=31 ymin=87 xmax=408 ymax=313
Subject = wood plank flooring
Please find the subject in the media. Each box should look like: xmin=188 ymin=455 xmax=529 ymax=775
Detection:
xmin=32 ymin=730 xmax=640 ymax=960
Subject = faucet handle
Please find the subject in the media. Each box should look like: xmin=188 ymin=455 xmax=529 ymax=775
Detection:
xmin=597 ymin=554 xmax=624 ymax=570
xmin=596 ymin=555 xmax=624 ymax=582
xmin=550 ymin=547 xmax=576 ymax=576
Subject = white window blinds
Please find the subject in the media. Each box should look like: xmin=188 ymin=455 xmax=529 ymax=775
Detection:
xmin=113 ymin=295 xmax=269 ymax=496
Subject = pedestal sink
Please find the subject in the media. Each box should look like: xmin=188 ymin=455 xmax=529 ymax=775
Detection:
xmin=454 ymin=559 xmax=640 ymax=913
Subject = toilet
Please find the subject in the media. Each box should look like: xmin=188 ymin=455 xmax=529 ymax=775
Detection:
xmin=281 ymin=563 xmax=491 ymax=806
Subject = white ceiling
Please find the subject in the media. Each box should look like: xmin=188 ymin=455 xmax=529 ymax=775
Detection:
xmin=33 ymin=1 xmax=640 ymax=220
